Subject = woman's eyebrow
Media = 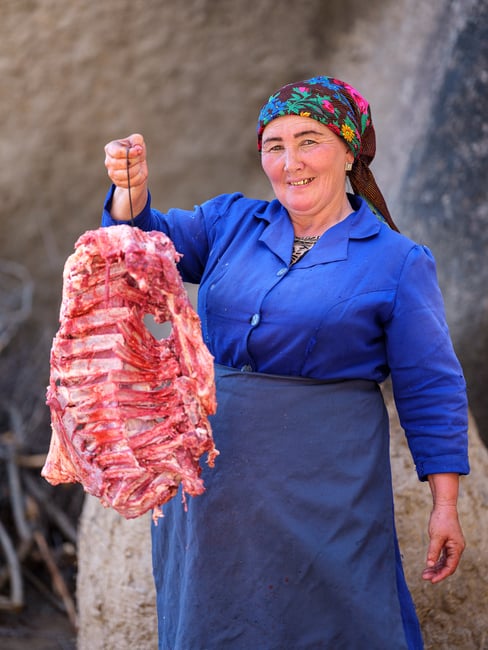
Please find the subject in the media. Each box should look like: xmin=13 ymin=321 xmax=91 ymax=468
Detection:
xmin=262 ymin=135 xmax=282 ymax=146
xmin=262 ymin=129 xmax=324 ymax=146
xmin=293 ymin=129 xmax=324 ymax=139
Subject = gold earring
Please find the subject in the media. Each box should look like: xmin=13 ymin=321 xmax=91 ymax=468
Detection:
xmin=345 ymin=161 xmax=353 ymax=172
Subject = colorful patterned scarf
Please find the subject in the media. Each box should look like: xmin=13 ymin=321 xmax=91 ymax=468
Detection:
xmin=257 ymin=76 xmax=399 ymax=231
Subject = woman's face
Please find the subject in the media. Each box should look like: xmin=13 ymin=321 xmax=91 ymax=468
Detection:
xmin=260 ymin=115 xmax=354 ymax=221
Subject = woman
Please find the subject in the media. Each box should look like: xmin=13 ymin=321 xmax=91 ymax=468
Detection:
xmin=103 ymin=77 xmax=469 ymax=650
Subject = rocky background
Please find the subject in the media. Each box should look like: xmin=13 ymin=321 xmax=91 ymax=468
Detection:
xmin=0 ymin=0 xmax=486 ymax=648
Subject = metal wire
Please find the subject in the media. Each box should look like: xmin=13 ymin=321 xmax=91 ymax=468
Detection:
xmin=126 ymin=146 xmax=135 ymax=226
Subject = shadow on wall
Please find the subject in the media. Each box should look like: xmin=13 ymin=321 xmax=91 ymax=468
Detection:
xmin=400 ymin=1 xmax=488 ymax=448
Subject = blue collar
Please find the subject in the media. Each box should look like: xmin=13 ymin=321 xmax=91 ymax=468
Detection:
xmin=254 ymin=195 xmax=382 ymax=265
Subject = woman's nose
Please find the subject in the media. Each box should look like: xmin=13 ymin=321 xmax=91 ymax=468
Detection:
xmin=283 ymin=147 xmax=303 ymax=172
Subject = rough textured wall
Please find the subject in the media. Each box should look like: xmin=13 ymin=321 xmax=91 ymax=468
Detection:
xmin=399 ymin=1 xmax=488 ymax=443
xmin=0 ymin=0 xmax=327 ymax=451
xmin=77 ymin=500 xmax=157 ymax=650
xmin=2 ymin=0 xmax=487 ymax=451
xmin=0 ymin=0 xmax=486 ymax=648
xmin=322 ymin=0 xmax=488 ymax=441
xmin=1 ymin=0 xmax=486 ymax=448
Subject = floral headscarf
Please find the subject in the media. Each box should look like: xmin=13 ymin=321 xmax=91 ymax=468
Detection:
xmin=257 ymin=76 xmax=398 ymax=231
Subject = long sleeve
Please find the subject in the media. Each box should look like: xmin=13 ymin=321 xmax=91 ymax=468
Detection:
xmin=385 ymin=244 xmax=469 ymax=480
xmin=101 ymin=185 xmax=210 ymax=283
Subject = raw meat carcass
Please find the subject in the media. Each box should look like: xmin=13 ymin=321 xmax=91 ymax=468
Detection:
xmin=42 ymin=225 xmax=218 ymax=522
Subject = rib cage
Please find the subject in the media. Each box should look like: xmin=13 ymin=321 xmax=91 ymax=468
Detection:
xmin=42 ymin=225 xmax=217 ymax=521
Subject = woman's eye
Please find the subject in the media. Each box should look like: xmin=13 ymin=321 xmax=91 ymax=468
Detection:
xmin=264 ymin=144 xmax=284 ymax=153
xmin=301 ymin=139 xmax=317 ymax=146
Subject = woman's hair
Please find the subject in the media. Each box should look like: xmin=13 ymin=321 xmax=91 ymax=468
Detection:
xmin=257 ymin=76 xmax=399 ymax=232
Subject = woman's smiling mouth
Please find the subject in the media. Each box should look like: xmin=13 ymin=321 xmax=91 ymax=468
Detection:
xmin=288 ymin=177 xmax=315 ymax=186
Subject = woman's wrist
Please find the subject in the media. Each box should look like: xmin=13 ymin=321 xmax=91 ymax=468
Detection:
xmin=111 ymin=185 xmax=148 ymax=221
xmin=427 ymin=472 xmax=460 ymax=507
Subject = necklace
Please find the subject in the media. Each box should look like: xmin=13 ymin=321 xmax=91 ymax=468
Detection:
xmin=291 ymin=235 xmax=320 ymax=265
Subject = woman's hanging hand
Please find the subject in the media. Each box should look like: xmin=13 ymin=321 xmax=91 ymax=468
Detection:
xmin=104 ymin=133 xmax=149 ymax=221
xmin=422 ymin=473 xmax=466 ymax=584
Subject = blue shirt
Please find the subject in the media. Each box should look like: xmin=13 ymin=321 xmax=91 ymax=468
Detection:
xmin=102 ymin=188 xmax=469 ymax=480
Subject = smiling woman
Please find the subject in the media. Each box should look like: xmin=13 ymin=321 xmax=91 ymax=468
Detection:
xmin=260 ymin=116 xmax=354 ymax=236
xmin=256 ymin=77 xmax=399 ymax=232
xmin=101 ymin=76 xmax=469 ymax=650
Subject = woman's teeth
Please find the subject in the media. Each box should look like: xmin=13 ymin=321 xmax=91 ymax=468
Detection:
xmin=289 ymin=178 xmax=313 ymax=186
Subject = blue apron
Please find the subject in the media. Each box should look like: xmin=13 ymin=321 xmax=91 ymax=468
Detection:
xmin=151 ymin=365 xmax=423 ymax=649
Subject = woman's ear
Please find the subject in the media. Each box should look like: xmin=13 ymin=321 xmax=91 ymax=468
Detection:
xmin=345 ymin=148 xmax=355 ymax=171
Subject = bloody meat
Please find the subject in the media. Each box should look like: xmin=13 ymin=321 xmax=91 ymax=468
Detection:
xmin=42 ymin=225 xmax=218 ymax=522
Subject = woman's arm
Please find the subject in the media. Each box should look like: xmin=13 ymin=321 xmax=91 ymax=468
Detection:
xmin=104 ymin=133 xmax=149 ymax=220
xmin=422 ymin=472 xmax=466 ymax=583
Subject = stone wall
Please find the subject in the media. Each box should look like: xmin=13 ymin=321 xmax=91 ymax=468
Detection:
xmin=0 ymin=0 xmax=486 ymax=648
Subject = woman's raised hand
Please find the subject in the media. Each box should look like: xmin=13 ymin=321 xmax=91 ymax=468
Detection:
xmin=104 ymin=133 xmax=149 ymax=221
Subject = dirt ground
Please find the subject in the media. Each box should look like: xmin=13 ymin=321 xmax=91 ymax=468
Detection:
xmin=0 ymin=583 xmax=76 ymax=650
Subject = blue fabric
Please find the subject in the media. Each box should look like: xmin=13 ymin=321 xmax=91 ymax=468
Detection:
xmin=102 ymin=188 xmax=469 ymax=480
xmin=151 ymin=368 xmax=422 ymax=649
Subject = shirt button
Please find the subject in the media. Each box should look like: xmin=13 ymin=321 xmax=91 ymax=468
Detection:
xmin=276 ymin=267 xmax=288 ymax=277
xmin=250 ymin=313 xmax=260 ymax=326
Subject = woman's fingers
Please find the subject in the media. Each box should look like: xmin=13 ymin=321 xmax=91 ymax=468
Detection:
xmin=104 ymin=133 xmax=148 ymax=189
xmin=422 ymin=504 xmax=465 ymax=584
xmin=105 ymin=133 xmax=145 ymax=159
